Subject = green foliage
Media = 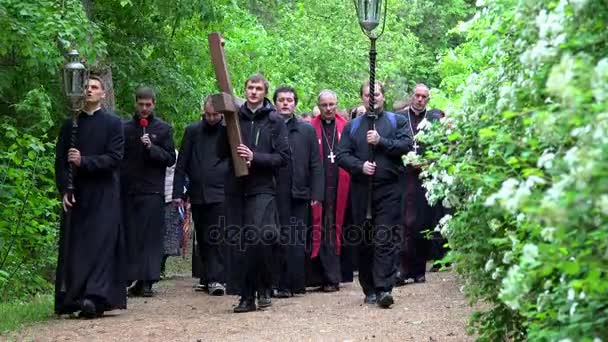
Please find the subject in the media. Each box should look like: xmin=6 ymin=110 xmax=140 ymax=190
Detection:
xmin=0 ymin=294 xmax=53 ymax=333
xmin=0 ymin=124 xmax=59 ymax=301
xmin=420 ymin=0 xmax=608 ymax=340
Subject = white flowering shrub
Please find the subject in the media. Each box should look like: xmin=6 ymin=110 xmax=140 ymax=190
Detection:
xmin=419 ymin=0 xmax=608 ymax=340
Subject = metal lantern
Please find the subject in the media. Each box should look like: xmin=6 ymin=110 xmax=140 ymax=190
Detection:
xmin=63 ymin=49 xmax=87 ymax=111
xmin=353 ymin=0 xmax=388 ymax=38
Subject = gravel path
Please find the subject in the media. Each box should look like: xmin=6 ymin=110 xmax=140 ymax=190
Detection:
xmin=10 ymin=271 xmax=472 ymax=342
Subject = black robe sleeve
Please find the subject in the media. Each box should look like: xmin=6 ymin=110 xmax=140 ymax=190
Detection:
xmin=377 ymin=114 xmax=413 ymax=156
xmin=336 ymin=121 xmax=365 ymax=176
xmin=173 ymin=125 xmax=192 ymax=200
xmin=251 ymin=118 xmax=289 ymax=168
xmin=306 ymin=124 xmax=324 ymax=202
xmin=146 ymin=126 xmax=176 ymax=167
xmin=79 ymin=116 xmax=124 ymax=173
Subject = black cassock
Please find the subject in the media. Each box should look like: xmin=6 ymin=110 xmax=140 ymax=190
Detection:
xmin=306 ymin=119 xmax=342 ymax=287
xmin=122 ymin=114 xmax=176 ymax=283
xmin=399 ymin=108 xmax=446 ymax=278
xmin=54 ymin=108 xmax=126 ymax=315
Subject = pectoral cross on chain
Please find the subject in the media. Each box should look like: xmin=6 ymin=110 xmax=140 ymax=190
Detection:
xmin=328 ymin=151 xmax=336 ymax=163
xmin=413 ymin=141 xmax=420 ymax=154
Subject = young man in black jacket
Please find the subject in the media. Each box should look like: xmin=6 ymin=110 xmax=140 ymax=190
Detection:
xmin=336 ymin=81 xmax=412 ymax=308
xmin=173 ymin=96 xmax=229 ymax=296
xmin=122 ymin=87 xmax=176 ymax=297
xmin=218 ymin=74 xmax=290 ymax=312
xmin=273 ymin=86 xmax=323 ymax=298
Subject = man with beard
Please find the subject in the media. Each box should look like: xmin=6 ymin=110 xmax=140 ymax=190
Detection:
xmin=397 ymin=84 xmax=445 ymax=284
xmin=336 ymin=81 xmax=411 ymax=308
xmin=218 ymin=74 xmax=290 ymax=312
xmin=122 ymin=87 xmax=176 ymax=297
xmin=273 ymin=86 xmax=323 ymax=298
xmin=54 ymin=76 xmax=126 ymax=318
xmin=173 ymin=96 xmax=228 ymax=296
xmin=307 ymin=90 xmax=351 ymax=293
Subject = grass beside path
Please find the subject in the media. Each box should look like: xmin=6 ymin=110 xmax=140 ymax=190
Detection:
xmin=0 ymin=294 xmax=54 ymax=334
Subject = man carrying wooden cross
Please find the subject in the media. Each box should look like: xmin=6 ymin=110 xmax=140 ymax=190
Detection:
xmin=218 ymin=73 xmax=290 ymax=313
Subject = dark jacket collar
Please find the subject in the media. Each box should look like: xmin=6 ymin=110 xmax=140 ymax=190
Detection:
xmin=239 ymin=98 xmax=275 ymax=120
xmin=133 ymin=113 xmax=156 ymax=122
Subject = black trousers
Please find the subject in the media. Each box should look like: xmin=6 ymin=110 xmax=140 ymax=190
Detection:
xmin=238 ymin=194 xmax=279 ymax=298
xmin=125 ymin=193 xmax=165 ymax=283
xmin=191 ymin=202 xmax=226 ymax=284
xmin=350 ymin=182 xmax=402 ymax=295
xmin=277 ymin=199 xmax=309 ymax=293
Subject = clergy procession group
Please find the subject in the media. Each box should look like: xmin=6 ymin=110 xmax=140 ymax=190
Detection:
xmin=54 ymin=72 xmax=448 ymax=319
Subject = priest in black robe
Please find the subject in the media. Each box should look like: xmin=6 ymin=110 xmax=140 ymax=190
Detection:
xmin=397 ymin=84 xmax=445 ymax=284
xmin=273 ymin=86 xmax=323 ymax=297
xmin=218 ymin=74 xmax=290 ymax=313
xmin=336 ymin=81 xmax=412 ymax=309
xmin=307 ymin=90 xmax=351 ymax=292
xmin=54 ymin=76 xmax=126 ymax=318
xmin=122 ymin=87 xmax=176 ymax=297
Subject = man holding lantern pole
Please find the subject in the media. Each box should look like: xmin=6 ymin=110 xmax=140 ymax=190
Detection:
xmin=122 ymin=87 xmax=176 ymax=297
xmin=55 ymin=75 xmax=126 ymax=318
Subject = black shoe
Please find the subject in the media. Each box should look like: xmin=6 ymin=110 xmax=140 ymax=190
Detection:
xmin=233 ymin=297 xmax=256 ymax=313
xmin=142 ymin=283 xmax=154 ymax=297
xmin=274 ymin=289 xmax=293 ymax=298
xmin=322 ymin=284 xmax=339 ymax=292
xmin=364 ymin=293 xmax=377 ymax=304
xmin=257 ymin=289 xmax=272 ymax=308
xmin=79 ymin=298 xmax=98 ymax=319
xmin=127 ymin=281 xmax=144 ymax=297
xmin=395 ymin=276 xmax=406 ymax=287
xmin=377 ymin=292 xmax=394 ymax=309
xmin=414 ymin=275 xmax=426 ymax=283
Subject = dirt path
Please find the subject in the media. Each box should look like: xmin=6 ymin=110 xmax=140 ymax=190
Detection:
xmin=11 ymin=271 xmax=472 ymax=342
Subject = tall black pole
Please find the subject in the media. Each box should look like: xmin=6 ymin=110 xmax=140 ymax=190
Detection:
xmin=365 ymin=37 xmax=377 ymax=220
xmin=59 ymin=108 xmax=79 ymax=293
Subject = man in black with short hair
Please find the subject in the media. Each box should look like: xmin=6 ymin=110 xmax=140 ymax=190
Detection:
xmin=218 ymin=74 xmax=290 ymax=312
xmin=336 ymin=81 xmax=412 ymax=308
xmin=273 ymin=86 xmax=323 ymax=298
xmin=122 ymin=86 xmax=176 ymax=297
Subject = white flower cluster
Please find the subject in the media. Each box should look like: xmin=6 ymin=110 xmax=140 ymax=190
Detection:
xmin=591 ymin=58 xmax=608 ymax=104
xmin=484 ymin=176 xmax=546 ymax=213
xmin=437 ymin=214 xmax=453 ymax=236
xmin=402 ymin=151 xmax=422 ymax=167
xmin=416 ymin=118 xmax=433 ymax=131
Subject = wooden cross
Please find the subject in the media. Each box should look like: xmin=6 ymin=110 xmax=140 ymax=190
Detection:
xmin=208 ymin=33 xmax=248 ymax=177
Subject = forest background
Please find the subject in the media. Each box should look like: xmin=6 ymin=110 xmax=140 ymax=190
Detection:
xmin=2 ymin=0 xmax=607 ymax=340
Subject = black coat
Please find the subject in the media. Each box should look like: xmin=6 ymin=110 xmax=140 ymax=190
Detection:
xmin=173 ymin=120 xmax=228 ymax=204
xmin=278 ymin=117 xmax=324 ymax=202
xmin=54 ymin=108 xmax=126 ymax=314
xmin=121 ymin=114 xmax=176 ymax=195
xmin=218 ymin=99 xmax=290 ymax=196
xmin=336 ymin=111 xmax=412 ymax=184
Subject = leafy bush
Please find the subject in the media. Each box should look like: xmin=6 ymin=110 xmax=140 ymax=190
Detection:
xmin=420 ymin=0 xmax=608 ymax=340
xmin=0 ymin=124 xmax=59 ymax=301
